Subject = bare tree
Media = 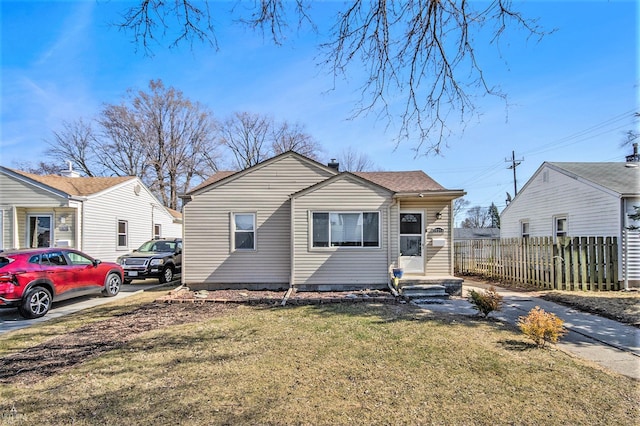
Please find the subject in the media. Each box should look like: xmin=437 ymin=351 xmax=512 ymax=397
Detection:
xmin=219 ymin=112 xmax=272 ymax=170
xmin=45 ymin=119 xmax=99 ymax=177
xmin=271 ymin=121 xmax=322 ymax=160
xmin=96 ymin=104 xmax=150 ymax=180
xmin=46 ymin=80 xmax=220 ymax=210
xmin=122 ymin=80 xmax=220 ymax=209
xmin=453 ymin=197 xmax=470 ymax=222
xmin=461 ymin=205 xmax=491 ymax=229
xmin=116 ymin=0 xmax=545 ymax=155
xmin=11 ymin=160 xmax=67 ymax=175
xmin=338 ymin=147 xmax=376 ymax=172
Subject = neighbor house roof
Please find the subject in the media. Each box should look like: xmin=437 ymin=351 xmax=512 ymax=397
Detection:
xmin=354 ymin=171 xmax=448 ymax=192
xmin=454 ymin=228 xmax=500 ymax=240
xmin=547 ymin=162 xmax=640 ymax=196
xmin=187 ymin=171 xmax=237 ymax=194
xmin=7 ymin=168 xmax=134 ymax=196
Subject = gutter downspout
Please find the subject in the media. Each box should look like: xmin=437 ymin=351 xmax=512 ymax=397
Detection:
xmin=623 ymin=198 xmax=629 ymax=291
xmin=283 ymin=196 xmax=296 ymax=306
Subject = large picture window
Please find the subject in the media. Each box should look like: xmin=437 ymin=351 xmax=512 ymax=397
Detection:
xmin=312 ymin=212 xmax=380 ymax=248
xmin=233 ymin=213 xmax=256 ymax=250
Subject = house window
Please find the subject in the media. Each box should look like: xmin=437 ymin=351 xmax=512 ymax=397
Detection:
xmin=117 ymin=220 xmax=128 ymax=248
xmin=27 ymin=215 xmax=52 ymax=248
xmin=312 ymin=212 xmax=380 ymax=248
xmin=555 ymin=216 xmax=567 ymax=239
xmin=521 ymin=221 xmax=530 ymax=239
xmin=154 ymin=224 xmax=162 ymax=239
xmin=232 ymin=213 xmax=256 ymax=250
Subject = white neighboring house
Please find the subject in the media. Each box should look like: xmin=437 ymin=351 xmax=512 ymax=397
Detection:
xmin=0 ymin=165 xmax=182 ymax=262
xmin=500 ymin=161 xmax=640 ymax=286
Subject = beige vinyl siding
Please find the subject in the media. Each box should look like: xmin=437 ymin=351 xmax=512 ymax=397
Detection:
xmin=501 ymin=166 xmax=622 ymax=238
xmin=183 ymin=156 xmax=334 ymax=285
xmin=293 ymin=178 xmax=392 ymax=288
xmin=0 ymin=173 xmax=67 ymax=206
xmin=397 ymin=198 xmax=453 ymax=276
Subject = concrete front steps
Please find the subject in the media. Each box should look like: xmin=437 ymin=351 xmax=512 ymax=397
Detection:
xmin=397 ymin=275 xmax=463 ymax=300
xmin=400 ymin=284 xmax=448 ymax=301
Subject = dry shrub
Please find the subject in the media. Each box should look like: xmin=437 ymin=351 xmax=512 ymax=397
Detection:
xmin=518 ymin=306 xmax=567 ymax=347
xmin=467 ymin=286 xmax=503 ymax=318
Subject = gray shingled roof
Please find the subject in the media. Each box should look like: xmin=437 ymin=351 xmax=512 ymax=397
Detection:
xmin=548 ymin=162 xmax=640 ymax=195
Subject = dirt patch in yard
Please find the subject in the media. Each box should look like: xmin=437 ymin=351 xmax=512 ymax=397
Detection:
xmin=0 ymin=290 xmax=397 ymax=385
xmin=0 ymin=302 xmax=239 ymax=384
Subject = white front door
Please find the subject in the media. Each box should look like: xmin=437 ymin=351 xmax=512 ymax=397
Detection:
xmin=399 ymin=211 xmax=424 ymax=273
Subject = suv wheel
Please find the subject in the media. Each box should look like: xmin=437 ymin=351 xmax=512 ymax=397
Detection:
xmin=102 ymin=272 xmax=122 ymax=297
xmin=19 ymin=286 xmax=52 ymax=319
xmin=160 ymin=266 xmax=174 ymax=284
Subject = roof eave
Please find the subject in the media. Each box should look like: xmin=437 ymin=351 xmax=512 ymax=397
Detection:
xmin=393 ymin=190 xmax=466 ymax=199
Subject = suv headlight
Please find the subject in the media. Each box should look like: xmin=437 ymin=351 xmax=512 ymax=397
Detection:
xmin=150 ymin=259 xmax=164 ymax=266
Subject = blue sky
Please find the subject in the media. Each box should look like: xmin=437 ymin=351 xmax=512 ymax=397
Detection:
xmin=1 ymin=1 xmax=637 ymax=220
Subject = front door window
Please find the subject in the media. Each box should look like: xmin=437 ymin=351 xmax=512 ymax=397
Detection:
xmin=28 ymin=215 xmax=52 ymax=248
xmin=399 ymin=212 xmax=424 ymax=273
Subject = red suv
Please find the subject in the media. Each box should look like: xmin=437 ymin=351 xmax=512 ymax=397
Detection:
xmin=0 ymin=248 xmax=123 ymax=319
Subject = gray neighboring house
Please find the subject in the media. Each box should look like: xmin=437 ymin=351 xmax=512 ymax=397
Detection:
xmin=181 ymin=151 xmax=465 ymax=292
xmin=0 ymin=165 xmax=182 ymax=262
xmin=500 ymin=161 xmax=640 ymax=286
xmin=454 ymin=228 xmax=500 ymax=242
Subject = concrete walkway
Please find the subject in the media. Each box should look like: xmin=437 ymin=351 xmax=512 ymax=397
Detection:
xmin=414 ymin=279 xmax=640 ymax=380
xmin=0 ymin=280 xmax=175 ymax=335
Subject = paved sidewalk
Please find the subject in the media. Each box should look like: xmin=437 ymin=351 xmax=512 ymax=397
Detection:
xmin=414 ymin=279 xmax=640 ymax=380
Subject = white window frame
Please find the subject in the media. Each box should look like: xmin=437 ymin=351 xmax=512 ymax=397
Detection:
xmin=520 ymin=221 xmax=530 ymax=239
xmin=117 ymin=219 xmax=128 ymax=249
xmin=311 ymin=211 xmax=381 ymax=249
xmin=154 ymin=223 xmax=162 ymax=239
xmin=554 ymin=216 xmax=568 ymax=240
xmin=231 ymin=212 xmax=256 ymax=251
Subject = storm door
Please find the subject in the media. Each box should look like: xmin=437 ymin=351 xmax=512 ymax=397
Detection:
xmin=27 ymin=215 xmax=52 ymax=248
xmin=399 ymin=211 xmax=424 ymax=273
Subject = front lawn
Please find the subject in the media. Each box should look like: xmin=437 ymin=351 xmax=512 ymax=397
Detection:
xmin=0 ymin=295 xmax=638 ymax=425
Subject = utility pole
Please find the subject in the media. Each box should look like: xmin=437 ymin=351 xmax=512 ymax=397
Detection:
xmin=505 ymin=150 xmax=524 ymax=196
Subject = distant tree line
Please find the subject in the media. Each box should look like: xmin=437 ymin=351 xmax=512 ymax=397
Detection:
xmin=456 ymin=199 xmax=500 ymax=229
xmin=17 ymin=80 xmax=378 ymax=210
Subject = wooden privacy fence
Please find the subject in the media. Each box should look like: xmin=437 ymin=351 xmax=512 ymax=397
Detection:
xmin=454 ymin=237 xmax=619 ymax=291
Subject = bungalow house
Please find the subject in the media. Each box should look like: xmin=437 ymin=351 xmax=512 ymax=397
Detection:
xmin=500 ymin=161 xmax=640 ymax=287
xmin=180 ymin=151 xmax=465 ymax=294
xmin=0 ymin=165 xmax=182 ymax=263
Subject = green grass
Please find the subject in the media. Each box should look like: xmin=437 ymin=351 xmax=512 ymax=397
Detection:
xmin=0 ymin=297 xmax=638 ymax=425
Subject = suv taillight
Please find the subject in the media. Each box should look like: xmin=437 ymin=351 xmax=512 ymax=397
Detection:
xmin=0 ymin=273 xmax=18 ymax=285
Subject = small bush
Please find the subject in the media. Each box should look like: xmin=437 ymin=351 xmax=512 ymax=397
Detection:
xmin=518 ymin=306 xmax=567 ymax=347
xmin=467 ymin=286 xmax=503 ymax=318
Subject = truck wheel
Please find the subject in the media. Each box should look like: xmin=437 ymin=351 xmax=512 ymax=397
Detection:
xmin=160 ymin=266 xmax=174 ymax=283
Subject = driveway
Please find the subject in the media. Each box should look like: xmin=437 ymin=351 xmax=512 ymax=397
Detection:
xmin=0 ymin=278 xmax=178 ymax=335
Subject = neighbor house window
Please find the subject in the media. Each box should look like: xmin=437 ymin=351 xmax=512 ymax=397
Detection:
xmin=312 ymin=212 xmax=380 ymax=248
xmin=117 ymin=220 xmax=128 ymax=248
xmin=154 ymin=224 xmax=162 ymax=239
xmin=555 ymin=217 xmax=567 ymax=239
xmin=232 ymin=213 xmax=256 ymax=250
xmin=521 ymin=221 xmax=530 ymax=239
